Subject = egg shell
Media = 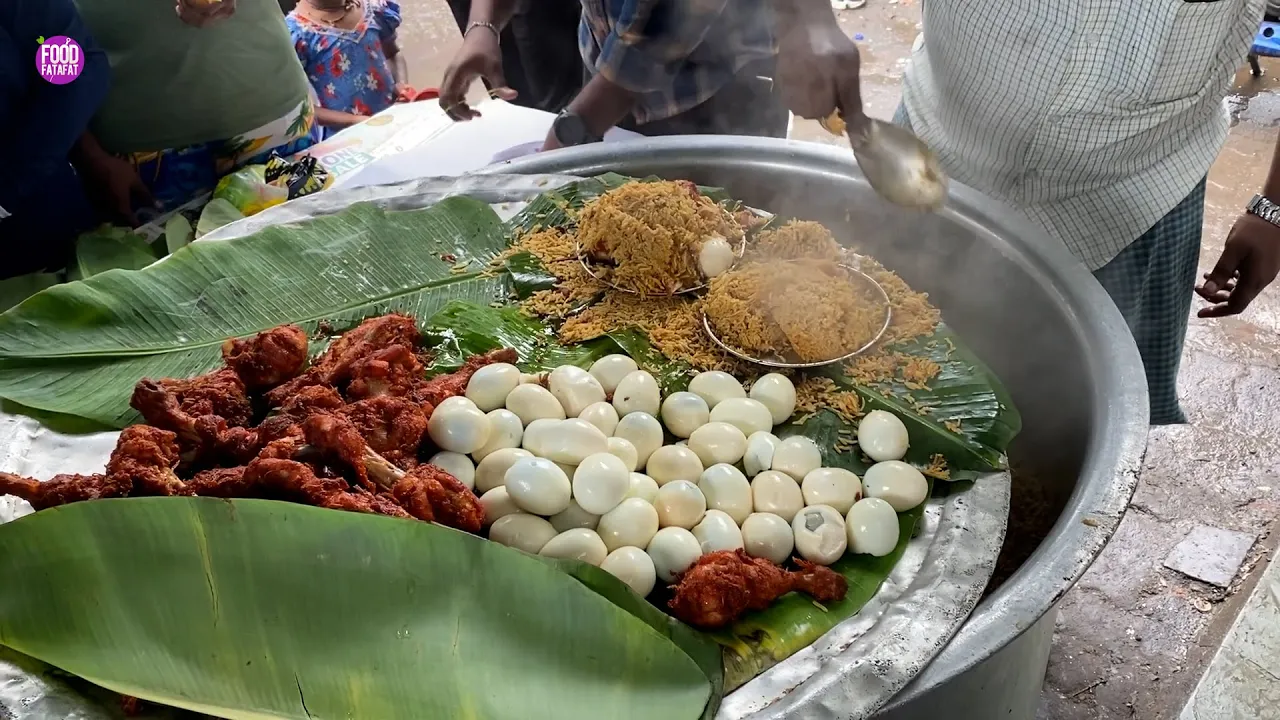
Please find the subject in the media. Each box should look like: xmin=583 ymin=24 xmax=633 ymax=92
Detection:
xmin=647 ymin=527 xmax=703 ymax=583
xmin=589 ymin=354 xmax=639 ymax=394
xmin=549 ymin=500 xmax=600 ymax=533
xmin=688 ymin=371 xmax=747 ymax=409
xmin=697 ymin=463 xmax=753 ymax=525
xmin=600 ymin=546 xmax=657 ymax=597
xmin=792 ymin=505 xmax=848 ymax=565
xmin=751 ymin=470 xmax=805 ymax=522
xmin=646 ymin=445 xmax=705 ymax=486
xmin=698 ymin=235 xmax=735 ymax=278
xmin=504 ymin=457 xmax=572 ymax=516
xmin=539 ymin=528 xmax=608 ymax=566
xmin=472 ymin=409 xmax=524 ymax=461
xmin=606 ymin=437 xmax=639 ymax=471
xmin=489 ymin=513 xmax=557 ymax=554
xmin=579 ymin=401 xmax=620 ymax=436
xmin=479 ymin=486 xmax=521 ymax=526
xmin=542 ymin=418 xmax=609 ymax=466
xmin=613 ymin=412 xmax=663 ymax=468
xmin=597 ymin=497 xmax=660 ymax=552
xmin=862 ymin=460 xmax=928 ymax=511
xmin=846 ymin=498 xmax=900 ymax=557
xmin=572 ymin=453 xmax=630 ymax=515
xmin=505 ymin=384 xmax=566 ymax=425
xmin=427 ymin=402 xmax=491 ymax=455
xmin=857 ymin=409 xmax=910 ymax=462
xmin=612 ymin=370 xmax=661 ymax=417
xmin=709 ymin=397 xmax=774 ymax=438
xmin=744 ymin=431 xmax=781 ymax=478
xmin=660 ymin=391 xmax=710 ymax=439
xmin=687 ymin=422 xmax=748 ymax=467
xmin=519 ymin=372 xmax=546 ymax=385
xmin=692 ymin=510 xmax=745 ymax=553
xmin=741 ymin=512 xmax=795 ymax=564
xmin=654 ymin=480 xmax=707 ymax=529
xmin=771 ymin=436 xmax=823 ymax=480
xmin=749 ymin=373 xmax=797 ymax=425
xmin=465 ymin=363 xmax=521 ymax=411
xmin=625 ymin=472 xmax=660 ymax=503
xmin=521 ymin=418 xmax=560 ymax=456
xmin=549 ymin=365 xmax=607 ymax=417
xmin=427 ymin=451 xmax=475 ymax=491
xmin=801 ymin=467 xmax=863 ymax=514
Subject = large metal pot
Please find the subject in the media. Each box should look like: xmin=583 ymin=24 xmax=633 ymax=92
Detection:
xmin=488 ymin=137 xmax=1149 ymax=718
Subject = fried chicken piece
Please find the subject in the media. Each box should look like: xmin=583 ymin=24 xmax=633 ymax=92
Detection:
xmin=131 ymin=379 xmax=258 ymax=467
xmin=0 ymin=472 xmax=132 ymax=511
xmin=264 ymin=314 xmax=420 ymax=406
xmin=668 ymin=550 xmax=848 ymax=629
xmin=221 ymin=324 xmax=309 ymax=391
xmin=346 ymin=344 xmax=424 ymax=400
xmin=185 ymin=466 xmax=252 ymax=497
xmin=107 ymin=425 xmax=186 ymax=497
xmin=210 ymin=458 xmax=413 ymax=519
xmin=278 ymin=385 xmax=345 ymax=418
xmin=389 ymin=464 xmax=483 ymax=532
xmin=301 ymin=413 xmax=372 ymax=490
xmin=342 ymin=396 xmax=428 ymax=468
xmin=409 ymin=347 xmax=518 ymax=407
xmin=133 ymin=368 xmax=253 ymax=429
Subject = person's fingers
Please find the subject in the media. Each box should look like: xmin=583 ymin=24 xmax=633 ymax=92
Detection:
xmin=1200 ymin=232 xmax=1246 ymax=296
xmin=491 ymin=86 xmax=518 ymax=101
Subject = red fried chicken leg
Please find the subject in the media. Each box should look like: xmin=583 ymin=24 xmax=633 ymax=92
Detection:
xmin=346 ymin=344 xmax=424 ymax=400
xmin=221 ymin=324 xmax=309 ymax=391
xmin=668 ymin=550 xmax=848 ymax=629
xmin=409 ymin=346 xmax=518 ymax=407
xmin=107 ymin=425 xmax=186 ymax=497
xmin=188 ymin=459 xmax=412 ymax=520
xmin=0 ymin=472 xmax=131 ymax=511
xmin=264 ymin=314 xmax=420 ymax=406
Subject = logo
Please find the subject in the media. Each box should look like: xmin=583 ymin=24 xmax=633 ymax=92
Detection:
xmin=36 ymin=36 xmax=83 ymax=85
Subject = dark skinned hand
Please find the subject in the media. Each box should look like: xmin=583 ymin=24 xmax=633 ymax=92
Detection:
xmin=175 ymin=0 xmax=236 ymax=28
xmin=1195 ymin=213 xmax=1280 ymax=317
xmin=84 ymin=154 xmax=155 ymax=227
xmin=438 ymin=29 xmax=516 ymax=121
xmin=775 ymin=14 xmax=866 ymax=134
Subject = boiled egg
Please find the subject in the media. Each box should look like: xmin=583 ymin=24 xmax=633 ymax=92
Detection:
xmin=647 ymin=527 xmax=703 ymax=583
xmin=549 ymin=365 xmax=607 ymax=417
xmin=479 ymin=486 xmax=521 ymax=526
xmin=600 ymin=546 xmax=657 ymax=597
xmin=505 ymin=384 xmax=566 ymax=425
xmin=698 ymin=234 xmax=736 ymax=279
xmin=660 ymin=391 xmax=710 ymax=438
xmin=625 ymin=472 xmax=660 ymax=503
xmin=697 ymin=463 xmax=753 ymax=525
xmin=749 ymin=373 xmax=797 ymax=425
xmin=743 ymin=431 xmax=781 ymax=478
xmin=771 ymin=436 xmax=823 ymax=480
xmin=801 ymin=467 xmax=862 ymax=514
xmin=541 ymin=418 xmax=609 ymax=466
xmin=504 ymin=457 xmax=572 ymax=516
xmin=654 ymin=480 xmax=707 ymax=529
xmin=750 ymin=470 xmax=804 ymax=522
xmin=489 ymin=513 xmax=557 ymax=554
xmin=692 ymin=510 xmax=744 ymax=553
xmin=709 ymin=397 xmax=774 ymax=437
xmin=539 ymin=528 xmax=608 ymax=566
xmin=588 ymin=354 xmax=639 ymax=394
xmin=427 ymin=399 xmax=491 ymax=455
xmin=472 ymin=408 xmax=524 ymax=461
xmin=792 ymin=505 xmax=848 ymax=565
xmin=846 ymin=498 xmax=900 ymax=557
xmin=687 ymin=422 xmax=747 ymax=466
xmin=549 ymin=500 xmax=600 ymax=533
xmin=646 ymin=445 xmax=705 ymax=486
xmin=427 ymin=451 xmax=475 ymax=491
xmin=579 ymin=401 xmax=619 ymax=436
xmin=606 ymin=437 xmax=639 ymax=471
xmin=613 ymin=370 xmax=661 ymax=417
xmin=613 ymin=412 xmax=663 ymax=469
xmin=572 ymin=452 xmax=630 ymax=515
xmin=597 ymin=497 xmax=660 ymax=552
xmin=741 ymin=512 xmax=795 ymax=564
xmin=857 ymin=410 xmax=909 ymax=462
xmin=465 ymin=362 xmax=521 ymax=411
xmin=862 ymin=460 xmax=928 ymax=511
xmin=688 ymin=371 xmax=746 ymax=408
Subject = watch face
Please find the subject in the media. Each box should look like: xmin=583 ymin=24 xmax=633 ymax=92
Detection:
xmin=554 ymin=113 xmax=587 ymax=147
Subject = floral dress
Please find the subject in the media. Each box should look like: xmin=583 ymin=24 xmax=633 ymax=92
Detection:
xmin=287 ymin=1 xmax=401 ymax=136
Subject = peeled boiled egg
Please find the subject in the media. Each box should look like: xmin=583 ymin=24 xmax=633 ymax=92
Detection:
xmin=427 ymin=451 xmax=475 ymax=491
xmin=505 ymin=384 xmax=566 ymax=425
xmin=660 ymin=391 xmax=710 ymax=438
xmin=521 ymin=418 xmax=560 ymax=457
xmin=692 ymin=509 xmax=744 ymax=553
xmin=744 ymin=431 xmax=781 ymax=478
xmin=751 ymin=470 xmax=804 ymax=522
xmin=749 ymin=373 xmax=797 ymax=425
xmin=480 ymin=486 xmax=521 ymax=526
xmin=465 ymin=362 xmax=521 ymax=411
xmin=801 ymin=467 xmax=862 ymax=514
xmin=857 ymin=410 xmax=910 ymax=462
xmin=613 ymin=370 xmax=661 ymax=417
xmin=489 ymin=513 xmax=558 ymax=554
xmin=846 ymin=498 xmax=900 ymax=557
xmin=698 ymin=463 xmax=753 ymax=525
xmin=625 ymin=472 xmax=660 ymax=503
xmin=647 ymin=527 xmax=703 ymax=583
xmin=427 ymin=400 xmax=491 ymax=455
xmin=473 ymin=408 xmax=524 ymax=461
xmin=687 ymin=422 xmax=748 ymax=467
xmin=771 ymin=436 xmax=823 ymax=480
xmin=504 ymin=457 xmax=572 ymax=516
xmin=597 ymin=497 xmax=660 ymax=552
xmin=589 ymin=354 xmax=639 ymax=394
xmin=862 ymin=460 xmax=928 ymax=511
xmin=435 ymin=396 xmax=475 ymax=413
xmin=709 ymin=397 xmax=774 ymax=437
xmin=613 ymin=412 xmax=663 ymax=469
xmin=579 ymin=401 xmax=619 ymax=436
xmin=542 ymin=418 xmax=609 ymax=466
xmin=475 ymin=447 xmax=534 ymax=494
xmin=549 ymin=365 xmax=607 ymax=417
xmin=698 ymin=234 xmax=736 ymax=279
xmin=572 ymin=452 xmax=630 ymax=515
xmin=646 ymin=445 xmax=705 ymax=486
xmin=600 ymin=546 xmax=657 ymax=597
xmin=606 ymin=437 xmax=639 ymax=472
xmin=539 ymin=528 xmax=608 ymax=566
xmin=688 ymin=371 xmax=747 ymax=408
xmin=741 ymin=512 xmax=795 ymax=564
xmin=550 ymin=500 xmax=600 ymax=533
xmin=792 ymin=505 xmax=848 ymax=565
xmin=654 ymin=480 xmax=707 ymax=529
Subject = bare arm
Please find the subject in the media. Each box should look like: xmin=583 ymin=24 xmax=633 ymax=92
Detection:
xmin=381 ymin=31 xmax=407 ymax=87
xmin=315 ymin=107 xmax=367 ymax=129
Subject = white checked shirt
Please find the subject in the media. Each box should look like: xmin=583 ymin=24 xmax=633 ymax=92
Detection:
xmin=901 ymin=0 xmax=1264 ymax=269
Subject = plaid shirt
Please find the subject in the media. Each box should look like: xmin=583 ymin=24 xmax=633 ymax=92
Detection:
xmin=578 ymin=0 xmax=776 ymax=124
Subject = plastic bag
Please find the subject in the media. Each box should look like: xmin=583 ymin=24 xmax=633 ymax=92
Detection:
xmin=212 ymin=153 xmax=332 ymax=217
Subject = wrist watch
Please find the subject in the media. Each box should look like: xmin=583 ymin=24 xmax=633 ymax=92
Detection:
xmin=1246 ymin=194 xmax=1280 ymax=226
xmin=551 ymin=111 xmax=603 ymax=148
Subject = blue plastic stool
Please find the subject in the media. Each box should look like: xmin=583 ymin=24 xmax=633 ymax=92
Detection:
xmin=1248 ymin=21 xmax=1280 ymax=76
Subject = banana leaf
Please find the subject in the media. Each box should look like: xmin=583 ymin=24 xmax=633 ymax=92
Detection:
xmin=0 ymin=498 xmax=717 ymax=720
xmin=73 ymin=226 xmax=158 ymax=280
xmin=507 ymin=173 xmax=734 ymax=236
xmin=0 ymin=198 xmax=511 ymax=427
xmin=0 ymin=273 xmax=60 ymax=313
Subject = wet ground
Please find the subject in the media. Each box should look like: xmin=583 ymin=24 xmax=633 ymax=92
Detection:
xmin=395 ymin=1 xmax=1280 ymax=717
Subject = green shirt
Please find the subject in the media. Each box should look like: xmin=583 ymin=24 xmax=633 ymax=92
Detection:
xmin=74 ymin=0 xmax=310 ymax=153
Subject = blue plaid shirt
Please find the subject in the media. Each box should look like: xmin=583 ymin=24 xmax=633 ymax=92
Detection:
xmin=578 ymin=0 xmax=776 ymax=124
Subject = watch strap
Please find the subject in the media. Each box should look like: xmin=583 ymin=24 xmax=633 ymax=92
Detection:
xmin=1247 ymin=194 xmax=1280 ymax=227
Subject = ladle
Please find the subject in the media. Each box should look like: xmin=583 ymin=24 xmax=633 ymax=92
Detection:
xmin=821 ymin=111 xmax=948 ymax=211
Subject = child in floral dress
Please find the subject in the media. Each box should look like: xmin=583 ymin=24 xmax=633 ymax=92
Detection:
xmin=286 ymin=0 xmax=409 ymax=137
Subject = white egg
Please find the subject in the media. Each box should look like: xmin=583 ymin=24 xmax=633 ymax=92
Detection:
xmin=427 ymin=451 xmax=475 ymax=491
xmin=846 ymin=498 xmax=900 ymax=557
xmin=600 ymin=546 xmax=657 ymax=597
xmin=427 ymin=402 xmax=491 ymax=455
xmin=597 ymin=497 xmax=660 ymax=552
xmin=505 ymin=384 xmax=566 ymax=425
xmin=698 ymin=235 xmax=735 ymax=278
xmin=549 ymin=365 xmax=607 ymax=417
xmin=743 ymin=431 xmax=781 ymax=478
xmin=741 ymin=512 xmax=795 ymax=564
xmin=692 ymin=510 xmax=745 ymax=553
xmin=687 ymin=422 xmax=748 ymax=467
xmin=504 ymin=457 xmax=572 ymax=516
xmin=521 ymin=418 xmax=560 ymax=456
xmin=472 ymin=409 xmax=524 ymax=461
xmin=588 ymin=354 xmax=639 ymax=394
xmin=709 ymin=397 xmax=774 ymax=437
xmin=465 ymin=362 xmax=521 ymax=411
xmin=519 ymin=372 xmax=546 ymax=385
xmin=654 ymin=480 xmax=707 ymax=529
xmin=606 ymin=437 xmax=639 ymax=471
xmin=792 ymin=505 xmax=848 ymax=565
xmin=660 ymin=391 xmax=710 ymax=438
xmin=857 ymin=409 xmax=910 ymax=462
xmin=539 ymin=528 xmax=608 ymax=566
xmin=613 ymin=412 xmax=663 ymax=469
xmin=579 ymin=401 xmax=620 ymax=436
xmin=751 ymin=470 xmax=805 ymax=522
xmin=549 ymin=500 xmax=600 ymax=533
xmin=613 ymin=370 xmax=661 ymax=417
xmin=801 ymin=467 xmax=862 ymax=514
xmin=646 ymin=445 xmax=705 ymax=486
xmin=489 ymin=513 xmax=557 ymax=554
xmin=749 ymin=373 xmax=797 ymax=425
xmin=435 ymin=396 xmax=476 ymax=413
xmin=542 ymin=418 xmax=609 ymax=466
xmin=647 ymin=527 xmax=703 ymax=583
xmin=697 ymin=464 xmax=753 ymax=525
xmin=687 ymin=370 xmax=747 ymax=408
xmin=771 ymin=436 xmax=823 ymax=480
xmin=862 ymin=461 xmax=928 ymax=511
xmin=572 ymin=453 xmax=630 ymax=515
xmin=479 ymin=486 xmax=521 ymax=526
xmin=625 ymin=472 xmax=660 ymax=503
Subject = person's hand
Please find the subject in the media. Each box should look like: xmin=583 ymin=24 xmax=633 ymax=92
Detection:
xmin=541 ymin=128 xmax=563 ymax=153
xmin=175 ymin=0 xmax=236 ymax=28
xmin=438 ymin=27 xmax=516 ymax=121
xmin=395 ymin=84 xmax=415 ymax=103
xmin=84 ymin=155 xmax=155 ymax=227
xmin=775 ymin=12 xmax=866 ymax=134
xmin=1196 ymin=212 xmax=1280 ymax=317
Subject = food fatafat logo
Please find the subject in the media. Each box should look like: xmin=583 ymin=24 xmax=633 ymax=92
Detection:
xmin=36 ymin=35 xmax=84 ymax=85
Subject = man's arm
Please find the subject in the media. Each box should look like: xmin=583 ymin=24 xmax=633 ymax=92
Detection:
xmin=437 ymin=0 xmax=520 ymax=120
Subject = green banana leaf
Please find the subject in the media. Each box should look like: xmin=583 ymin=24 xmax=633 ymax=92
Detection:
xmin=73 ymin=225 xmax=159 ymax=279
xmin=0 ymin=273 xmax=60 ymax=312
xmin=0 ymin=498 xmax=717 ymax=720
xmin=0 ymin=198 xmax=511 ymax=427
